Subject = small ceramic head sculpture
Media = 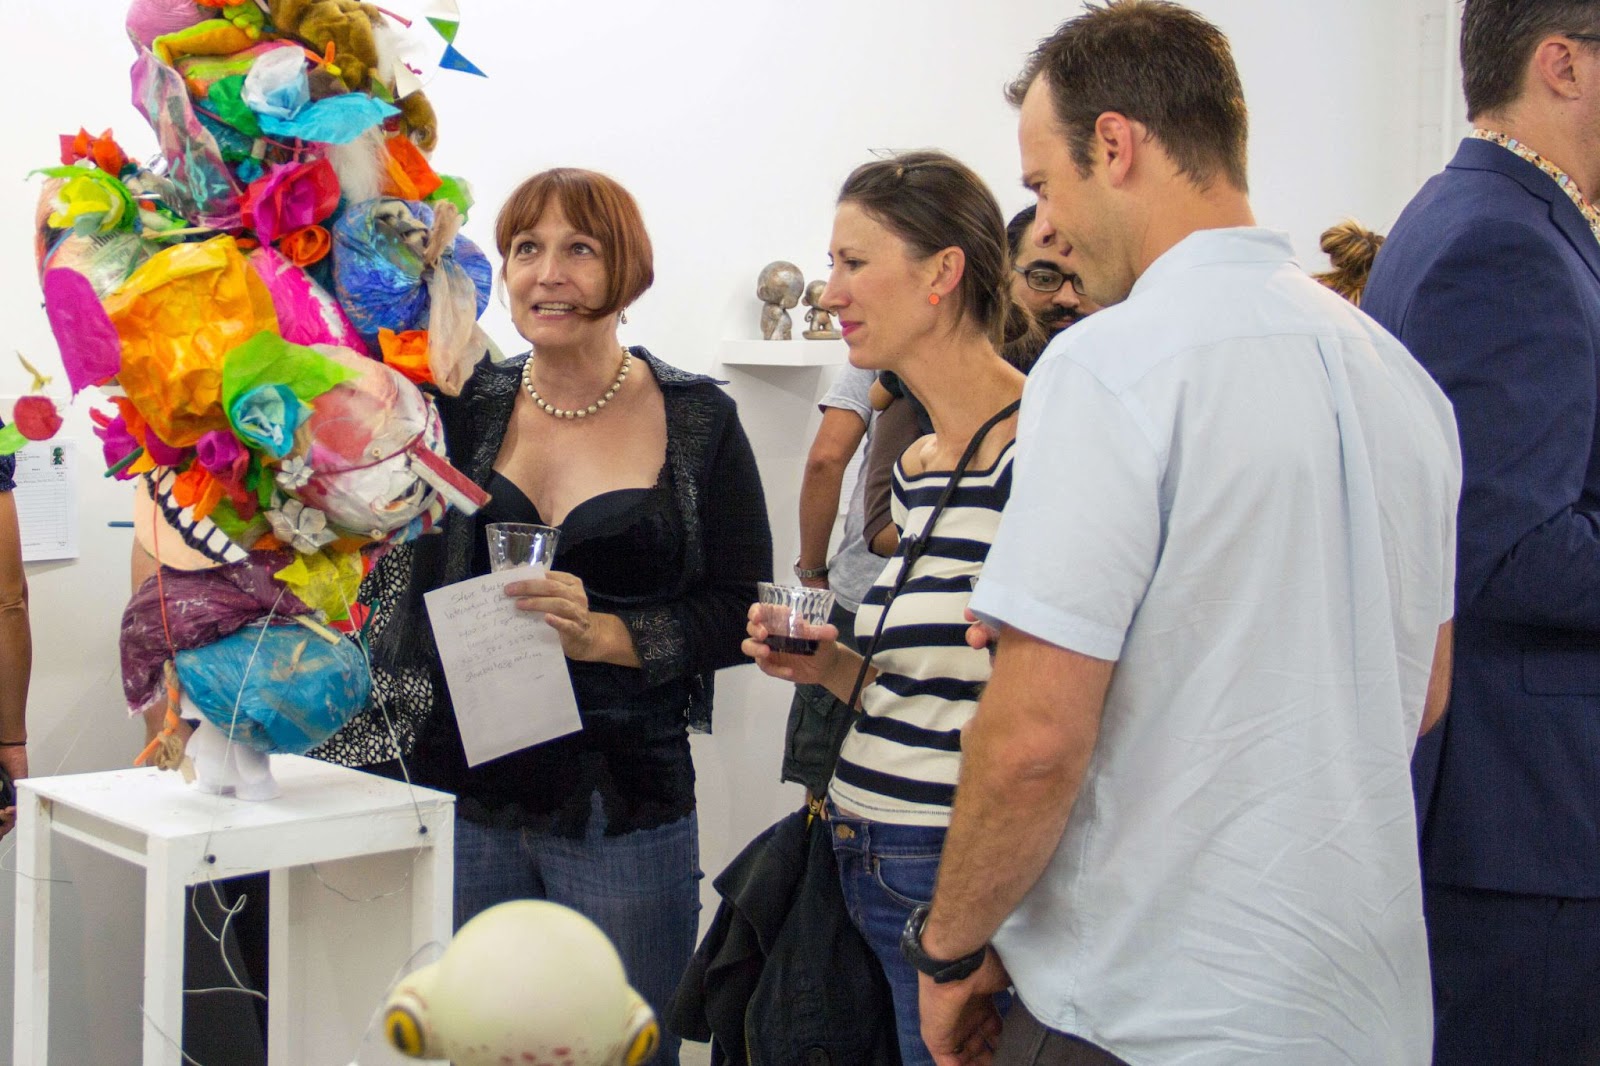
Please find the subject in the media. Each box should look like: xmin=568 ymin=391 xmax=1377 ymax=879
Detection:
xmin=801 ymin=278 xmax=839 ymax=339
xmin=757 ymin=260 xmax=805 ymax=340
xmin=384 ymin=900 xmax=660 ymax=1066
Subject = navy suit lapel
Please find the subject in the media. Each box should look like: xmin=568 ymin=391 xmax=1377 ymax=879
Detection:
xmin=1451 ymin=138 xmax=1600 ymax=287
xmin=1548 ymin=199 xmax=1600 ymax=288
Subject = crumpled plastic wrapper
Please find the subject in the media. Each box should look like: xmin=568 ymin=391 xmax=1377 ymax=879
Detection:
xmin=332 ymin=198 xmax=493 ymax=395
xmin=333 ymin=198 xmax=491 ymax=344
xmin=119 ymin=548 xmax=312 ymax=714
xmin=273 ymin=548 xmax=364 ymax=624
xmin=43 ymin=267 xmax=123 ymax=395
xmin=104 ymin=235 xmax=279 ymax=447
xmin=242 ymin=158 xmax=341 ymax=246
xmin=174 ymin=622 xmax=371 ymax=755
xmin=286 ymin=344 xmax=449 ymax=542
xmin=42 ymin=231 xmax=152 ymax=297
xmin=130 ymin=47 xmax=242 ymax=229
xmin=240 ymin=44 xmax=397 ymax=144
xmin=125 ymin=0 xmax=207 ymax=50
xmin=219 ymin=330 xmax=357 ymax=459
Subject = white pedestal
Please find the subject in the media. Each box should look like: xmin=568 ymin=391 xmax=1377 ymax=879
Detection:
xmin=12 ymin=756 xmax=455 ymax=1066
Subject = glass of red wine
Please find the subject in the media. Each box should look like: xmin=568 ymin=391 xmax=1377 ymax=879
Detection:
xmin=756 ymin=581 xmax=835 ymax=655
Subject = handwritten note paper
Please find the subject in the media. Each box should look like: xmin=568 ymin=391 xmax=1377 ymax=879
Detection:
xmin=425 ymin=566 xmax=582 ymax=766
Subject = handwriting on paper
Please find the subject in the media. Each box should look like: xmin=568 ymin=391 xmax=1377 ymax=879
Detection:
xmin=425 ymin=566 xmax=582 ymax=766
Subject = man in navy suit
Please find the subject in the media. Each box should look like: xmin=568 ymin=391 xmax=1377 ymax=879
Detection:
xmin=1363 ymin=2 xmax=1600 ymax=1061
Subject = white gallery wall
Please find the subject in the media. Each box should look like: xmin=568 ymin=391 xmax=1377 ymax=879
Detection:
xmin=0 ymin=1 xmax=1462 ymax=1062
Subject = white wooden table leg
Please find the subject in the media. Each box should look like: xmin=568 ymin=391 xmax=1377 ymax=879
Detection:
xmin=414 ymin=817 xmax=453 ymax=960
xmin=13 ymin=789 xmax=51 ymax=1066
xmin=266 ymin=866 xmax=302 ymax=1066
xmin=142 ymin=844 xmax=185 ymax=1066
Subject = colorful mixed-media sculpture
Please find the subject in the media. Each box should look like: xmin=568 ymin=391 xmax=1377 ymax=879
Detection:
xmin=33 ymin=0 xmax=492 ymax=797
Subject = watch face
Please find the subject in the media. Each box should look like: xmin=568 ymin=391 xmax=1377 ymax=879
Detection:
xmin=900 ymin=904 xmax=986 ymax=983
xmin=900 ymin=905 xmax=933 ymax=970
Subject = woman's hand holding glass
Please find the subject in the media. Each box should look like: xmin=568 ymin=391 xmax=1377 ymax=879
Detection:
xmin=505 ymin=570 xmax=630 ymax=665
xmin=742 ymin=602 xmax=844 ymax=686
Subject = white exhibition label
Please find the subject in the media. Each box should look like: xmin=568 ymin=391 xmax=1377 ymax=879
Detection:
xmin=424 ymin=565 xmax=582 ymax=766
xmin=13 ymin=439 xmax=77 ymax=563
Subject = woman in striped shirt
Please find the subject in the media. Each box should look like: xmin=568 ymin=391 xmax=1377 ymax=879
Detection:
xmin=746 ymin=150 xmax=1027 ymax=1066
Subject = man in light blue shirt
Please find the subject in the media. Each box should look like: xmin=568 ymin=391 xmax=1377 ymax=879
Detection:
xmin=906 ymin=4 xmax=1461 ymax=1065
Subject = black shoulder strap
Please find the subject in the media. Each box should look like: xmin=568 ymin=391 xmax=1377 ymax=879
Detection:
xmin=846 ymin=398 xmax=1020 ymax=709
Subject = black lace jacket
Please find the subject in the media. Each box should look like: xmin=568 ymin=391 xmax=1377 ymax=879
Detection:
xmin=316 ymin=348 xmax=773 ymax=781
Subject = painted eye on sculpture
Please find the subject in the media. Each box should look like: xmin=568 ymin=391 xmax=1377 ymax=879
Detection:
xmin=384 ymin=1006 xmax=427 ymax=1056
xmin=625 ymin=1021 xmax=660 ymax=1066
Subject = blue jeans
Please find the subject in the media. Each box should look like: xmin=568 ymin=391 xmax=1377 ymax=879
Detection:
xmin=829 ymin=808 xmax=948 ymax=1066
xmin=454 ymin=794 xmax=702 ymax=1066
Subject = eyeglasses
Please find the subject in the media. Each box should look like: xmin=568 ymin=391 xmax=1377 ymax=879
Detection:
xmin=1015 ymin=265 xmax=1086 ymax=296
xmin=1568 ymin=32 xmax=1600 ymax=46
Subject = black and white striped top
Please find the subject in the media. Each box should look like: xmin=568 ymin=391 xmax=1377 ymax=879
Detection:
xmin=829 ymin=441 xmax=1015 ymax=826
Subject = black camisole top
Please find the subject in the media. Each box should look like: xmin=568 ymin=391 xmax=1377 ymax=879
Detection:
xmin=408 ymin=467 xmax=697 ymax=837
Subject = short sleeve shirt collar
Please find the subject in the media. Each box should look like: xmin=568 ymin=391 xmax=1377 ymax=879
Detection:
xmin=1130 ymin=227 xmax=1299 ymax=302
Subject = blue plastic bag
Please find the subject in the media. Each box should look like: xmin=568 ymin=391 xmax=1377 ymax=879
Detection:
xmin=174 ymin=623 xmax=371 ymax=755
xmin=331 ymin=198 xmax=492 ymax=344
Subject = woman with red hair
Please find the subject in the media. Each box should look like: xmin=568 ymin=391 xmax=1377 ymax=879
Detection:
xmin=328 ymin=169 xmax=771 ymax=1066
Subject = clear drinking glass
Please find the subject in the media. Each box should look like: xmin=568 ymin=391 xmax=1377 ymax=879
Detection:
xmin=756 ymin=581 xmax=836 ymax=655
xmin=485 ymin=522 xmax=561 ymax=573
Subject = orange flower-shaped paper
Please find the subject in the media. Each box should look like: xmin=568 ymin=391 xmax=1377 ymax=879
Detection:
xmin=378 ymin=328 xmax=434 ymax=386
xmin=59 ymin=128 xmax=128 ymax=177
xmin=106 ymin=396 xmax=158 ymax=477
xmin=170 ymin=465 xmax=225 ymax=522
xmin=277 ymin=224 xmax=331 ymax=267
xmin=382 ymin=136 xmax=443 ymax=201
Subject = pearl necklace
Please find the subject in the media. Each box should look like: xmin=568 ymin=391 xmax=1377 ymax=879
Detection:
xmin=521 ymin=347 xmax=632 ymax=419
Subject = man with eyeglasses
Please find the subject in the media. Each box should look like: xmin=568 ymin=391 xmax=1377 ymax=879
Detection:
xmin=1006 ymin=204 xmax=1099 ymax=337
xmin=1364 ymin=1 xmax=1600 ymax=1061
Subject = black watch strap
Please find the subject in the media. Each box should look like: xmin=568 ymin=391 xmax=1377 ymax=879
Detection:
xmin=899 ymin=905 xmax=988 ymax=984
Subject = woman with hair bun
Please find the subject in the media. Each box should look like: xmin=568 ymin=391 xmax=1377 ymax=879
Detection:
xmin=1314 ymin=219 xmax=1386 ymax=305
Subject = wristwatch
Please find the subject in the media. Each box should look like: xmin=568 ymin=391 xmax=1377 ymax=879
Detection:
xmin=794 ymin=561 xmax=829 ymax=581
xmin=900 ymin=905 xmax=987 ymax=983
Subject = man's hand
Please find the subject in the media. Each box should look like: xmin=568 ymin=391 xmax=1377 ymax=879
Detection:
xmin=919 ymin=949 xmax=1010 ymax=1065
xmin=963 ymin=607 xmax=1000 ymax=654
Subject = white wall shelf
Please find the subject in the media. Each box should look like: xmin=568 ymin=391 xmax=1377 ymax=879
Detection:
xmin=719 ymin=339 xmax=847 ymax=368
